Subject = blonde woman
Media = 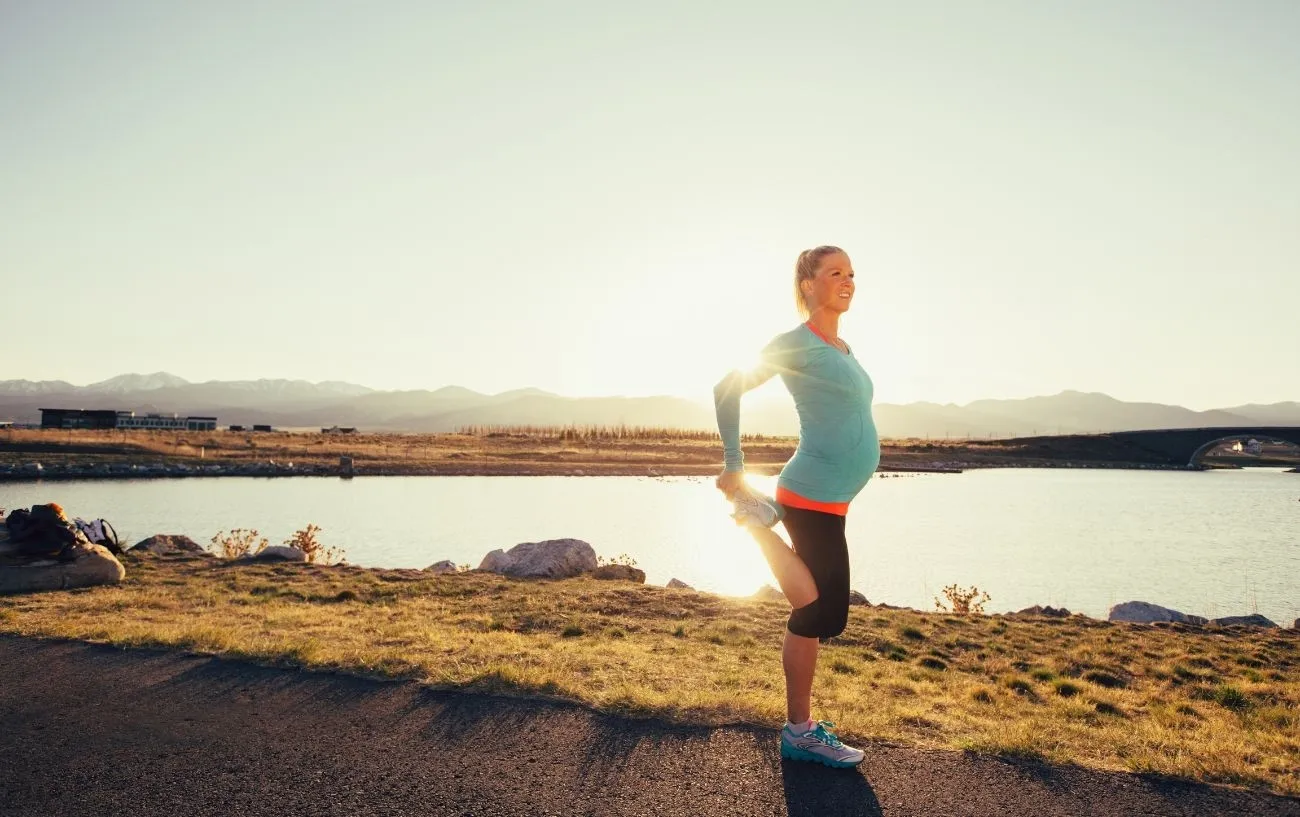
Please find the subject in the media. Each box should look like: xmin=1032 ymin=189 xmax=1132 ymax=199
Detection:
xmin=713 ymin=245 xmax=880 ymax=768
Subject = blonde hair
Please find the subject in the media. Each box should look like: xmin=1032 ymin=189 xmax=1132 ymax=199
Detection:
xmin=793 ymin=245 xmax=845 ymax=318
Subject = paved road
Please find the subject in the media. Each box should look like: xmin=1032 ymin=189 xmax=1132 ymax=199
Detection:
xmin=1 ymin=635 xmax=1296 ymax=817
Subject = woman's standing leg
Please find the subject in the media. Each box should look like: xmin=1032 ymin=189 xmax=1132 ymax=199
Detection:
xmin=783 ymin=630 xmax=819 ymax=724
xmin=776 ymin=506 xmax=863 ymax=767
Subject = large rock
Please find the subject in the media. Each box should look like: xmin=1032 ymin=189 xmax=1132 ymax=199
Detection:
xmin=425 ymin=560 xmax=459 ymax=574
xmin=752 ymin=585 xmax=785 ymax=602
xmin=244 ymin=546 xmax=307 ymax=563
xmin=1211 ymin=614 xmax=1278 ymax=628
xmin=477 ymin=538 xmax=597 ymax=579
xmin=848 ymin=590 xmax=870 ymax=606
xmin=130 ymin=534 xmax=205 ymax=556
xmin=1108 ymin=601 xmax=1207 ymax=625
xmin=666 ymin=578 xmax=693 ymax=590
xmin=591 ymin=564 xmax=646 ymax=583
xmin=0 ymin=542 xmax=126 ymax=595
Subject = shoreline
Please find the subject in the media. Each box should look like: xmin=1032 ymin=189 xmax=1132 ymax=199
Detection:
xmin=3 ymin=427 xmax=1293 ymax=481
xmin=0 ymin=460 xmax=1207 ymax=482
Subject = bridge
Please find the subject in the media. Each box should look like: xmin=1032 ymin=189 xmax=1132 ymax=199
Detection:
xmin=1106 ymin=427 xmax=1300 ymax=468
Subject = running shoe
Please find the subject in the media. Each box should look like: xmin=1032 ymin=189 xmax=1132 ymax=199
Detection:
xmin=730 ymin=488 xmax=784 ymax=528
xmin=780 ymin=720 xmax=865 ymax=768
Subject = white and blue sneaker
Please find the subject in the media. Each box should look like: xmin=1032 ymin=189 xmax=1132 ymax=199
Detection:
xmin=780 ymin=720 xmax=865 ymax=768
xmin=730 ymin=488 xmax=784 ymax=528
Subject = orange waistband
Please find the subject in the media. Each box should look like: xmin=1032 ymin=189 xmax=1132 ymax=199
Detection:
xmin=775 ymin=486 xmax=849 ymax=516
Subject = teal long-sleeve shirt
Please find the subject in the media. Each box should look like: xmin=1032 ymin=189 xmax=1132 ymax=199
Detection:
xmin=713 ymin=322 xmax=881 ymax=506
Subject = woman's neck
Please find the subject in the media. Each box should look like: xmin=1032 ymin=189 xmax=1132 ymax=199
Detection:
xmin=807 ymin=310 xmax=841 ymax=340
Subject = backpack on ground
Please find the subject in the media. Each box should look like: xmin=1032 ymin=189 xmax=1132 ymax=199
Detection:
xmin=74 ymin=518 xmax=122 ymax=555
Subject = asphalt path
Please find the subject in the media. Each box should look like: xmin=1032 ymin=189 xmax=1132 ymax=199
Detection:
xmin=1 ymin=635 xmax=1296 ymax=817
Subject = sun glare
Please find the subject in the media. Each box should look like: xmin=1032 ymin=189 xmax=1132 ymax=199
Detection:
xmin=670 ymin=479 xmax=777 ymax=597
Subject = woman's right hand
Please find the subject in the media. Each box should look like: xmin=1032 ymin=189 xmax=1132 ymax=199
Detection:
xmin=715 ymin=469 xmax=746 ymax=499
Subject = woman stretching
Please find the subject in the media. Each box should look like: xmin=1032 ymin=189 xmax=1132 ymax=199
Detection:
xmin=713 ymin=245 xmax=880 ymax=768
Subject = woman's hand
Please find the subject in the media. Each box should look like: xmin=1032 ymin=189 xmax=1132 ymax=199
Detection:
xmin=715 ymin=469 xmax=746 ymax=499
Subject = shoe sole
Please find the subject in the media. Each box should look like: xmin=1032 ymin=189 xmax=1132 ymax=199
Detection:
xmin=780 ymin=742 xmax=864 ymax=768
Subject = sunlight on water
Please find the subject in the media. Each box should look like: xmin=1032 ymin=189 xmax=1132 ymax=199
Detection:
xmin=3 ymin=469 xmax=1297 ymax=623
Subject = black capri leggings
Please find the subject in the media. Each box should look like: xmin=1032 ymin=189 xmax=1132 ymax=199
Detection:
xmin=782 ymin=505 xmax=850 ymax=640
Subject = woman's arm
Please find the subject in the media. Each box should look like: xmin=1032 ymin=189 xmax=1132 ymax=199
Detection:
xmin=713 ymin=332 xmax=801 ymax=474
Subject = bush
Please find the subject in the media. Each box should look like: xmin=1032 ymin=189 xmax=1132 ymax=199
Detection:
xmin=934 ymin=584 xmax=991 ymax=615
xmin=283 ymin=523 xmax=345 ymax=565
xmin=209 ymin=528 xmax=269 ymax=560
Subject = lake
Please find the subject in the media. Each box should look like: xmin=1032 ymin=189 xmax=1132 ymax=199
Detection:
xmin=3 ymin=468 xmax=1297 ymax=625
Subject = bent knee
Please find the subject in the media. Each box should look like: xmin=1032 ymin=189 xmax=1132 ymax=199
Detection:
xmin=787 ymin=599 xmax=845 ymax=640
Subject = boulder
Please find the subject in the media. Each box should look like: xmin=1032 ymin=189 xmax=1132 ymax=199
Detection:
xmin=477 ymin=538 xmax=597 ymax=579
xmin=848 ymin=590 xmax=870 ymax=606
xmin=244 ymin=546 xmax=307 ymax=563
xmin=1108 ymin=601 xmax=1207 ymax=625
xmin=425 ymin=560 xmax=459 ymax=574
xmin=0 ymin=542 xmax=125 ymax=595
xmin=130 ymin=534 xmax=205 ymax=556
xmin=591 ymin=564 xmax=646 ymax=583
xmin=1016 ymin=605 xmax=1071 ymax=618
xmin=478 ymin=550 xmax=514 ymax=574
xmin=752 ymin=585 xmax=786 ymax=602
xmin=666 ymin=578 xmax=693 ymax=590
xmin=1211 ymin=614 xmax=1278 ymax=628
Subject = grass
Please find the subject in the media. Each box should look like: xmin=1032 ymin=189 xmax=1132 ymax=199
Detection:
xmin=1 ymin=554 xmax=1298 ymax=796
xmin=0 ymin=426 xmax=1238 ymax=476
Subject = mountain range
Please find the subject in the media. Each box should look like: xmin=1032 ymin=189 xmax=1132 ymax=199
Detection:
xmin=1 ymin=373 xmax=1297 ymax=438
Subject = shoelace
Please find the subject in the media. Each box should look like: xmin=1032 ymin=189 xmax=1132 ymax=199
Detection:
xmin=812 ymin=721 xmax=845 ymax=749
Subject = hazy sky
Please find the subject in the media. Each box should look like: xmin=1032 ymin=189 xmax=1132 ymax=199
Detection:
xmin=2 ymin=0 xmax=1297 ymax=409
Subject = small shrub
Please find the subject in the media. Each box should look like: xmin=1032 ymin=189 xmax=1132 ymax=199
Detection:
xmin=1030 ymin=669 xmax=1056 ymax=682
xmin=900 ymin=626 xmax=926 ymax=641
xmin=333 ymin=590 xmax=359 ymax=602
xmin=1054 ymin=680 xmax=1082 ymax=698
xmin=283 ymin=523 xmax=345 ymax=565
xmin=970 ymin=687 xmax=995 ymax=704
xmin=672 ymin=625 xmax=687 ymax=638
xmin=919 ymin=657 xmax=947 ymax=672
xmin=208 ymin=528 xmax=269 ymax=560
xmin=561 ymin=624 xmax=585 ymax=638
xmin=605 ymin=627 xmax=626 ymax=639
xmin=934 ymin=583 xmax=991 ymax=615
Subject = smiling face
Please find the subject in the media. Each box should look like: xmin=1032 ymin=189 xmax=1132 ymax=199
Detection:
xmin=800 ymin=251 xmax=855 ymax=316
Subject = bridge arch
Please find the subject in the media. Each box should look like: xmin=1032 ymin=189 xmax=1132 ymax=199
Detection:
xmin=1187 ymin=434 xmax=1300 ymax=468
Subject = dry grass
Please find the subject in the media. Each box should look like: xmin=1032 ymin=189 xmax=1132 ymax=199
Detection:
xmin=1 ymin=554 xmax=1297 ymax=795
xmin=0 ymin=426 xmax=1204 ymax=476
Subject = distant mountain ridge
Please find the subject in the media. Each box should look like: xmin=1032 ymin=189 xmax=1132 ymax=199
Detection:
xmin=0 ymin=374 xmax=1296 ymax=438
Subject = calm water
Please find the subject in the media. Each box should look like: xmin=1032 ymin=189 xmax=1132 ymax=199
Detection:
xmin=3 ymin=469 xmax=1297 ymax=624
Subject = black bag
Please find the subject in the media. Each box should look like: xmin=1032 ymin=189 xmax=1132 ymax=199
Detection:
xmin=7 ymin=504 xmax=80 ymax=561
